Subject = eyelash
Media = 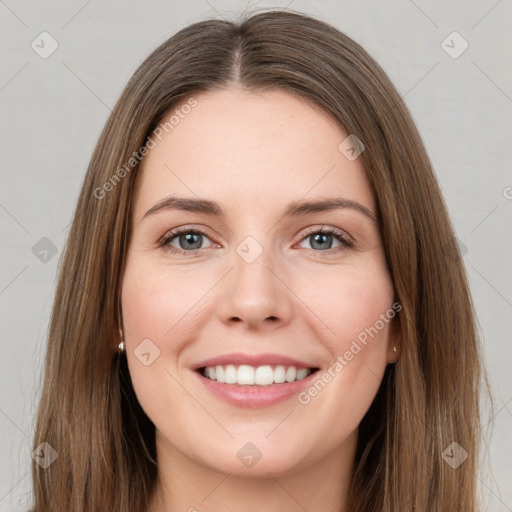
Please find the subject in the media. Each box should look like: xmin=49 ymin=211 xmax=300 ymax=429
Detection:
xmin=158 ymin=225 xmax=354 ymax=257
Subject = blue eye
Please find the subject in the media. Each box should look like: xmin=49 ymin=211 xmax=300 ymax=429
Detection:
xmin=159 ymin=225 xmax=353 ymax=256
xmin=297 ymin=226 xmax=353 ymax=252
xmin=160 ymin=227 xmax=214 ymax=255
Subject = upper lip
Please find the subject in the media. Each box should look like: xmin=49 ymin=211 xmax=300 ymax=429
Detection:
xmin=191 ymin=352 xmax=319 ymax=371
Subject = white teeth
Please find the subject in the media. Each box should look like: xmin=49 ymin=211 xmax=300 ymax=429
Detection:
xmin=224 ymin=364 xmax=237 ymax=384
xmin=285 ymin=366 xmax=297 ymax=382
xmin=255 ymin=365 xmax=274 ymax=386
xmin=237 ymin=365 xmax=255 ymax=385
xmin=204 ymin=366 xmax=216 ymax=380
xmin=274 ymin=365 xmax=286 ymax=384
xmin=202 ymin=364 xmax=313 ymax=385
xmin=296 ymin=368 xmax=310 ymax=380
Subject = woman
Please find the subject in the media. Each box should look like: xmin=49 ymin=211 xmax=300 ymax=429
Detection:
xmin=30 ymin=9 xmax=485 ymax=512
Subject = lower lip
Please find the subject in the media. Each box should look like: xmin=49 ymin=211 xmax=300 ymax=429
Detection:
xmin=193 ymin=370 xmax=318 ymax=408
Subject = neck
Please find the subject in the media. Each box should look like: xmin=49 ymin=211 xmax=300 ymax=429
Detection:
xmin=147 ymin=429 xmax=356 ymax=512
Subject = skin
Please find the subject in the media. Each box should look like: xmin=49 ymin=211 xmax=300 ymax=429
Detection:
xmin=121 ymin=86 xmax=400 ymax=512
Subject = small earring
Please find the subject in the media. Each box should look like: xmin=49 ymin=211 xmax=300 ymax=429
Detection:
xmin=393 ymin=346 xmax=397 ymax=353
xmin=118 ymin=325 xmax=126 ymax=354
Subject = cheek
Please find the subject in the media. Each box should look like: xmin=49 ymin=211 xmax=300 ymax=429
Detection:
xmin=121 ymin=261 xmax=204 ymax=342
xmin=293 ymin=262 xmax=394 ymax=419
xmin=294 ymin=265 xmax=395 ymax=430
xmin=121 ymin=262 xmax=193 ymax=429
xmin=299 ymin=262 xmax=394 ymax=356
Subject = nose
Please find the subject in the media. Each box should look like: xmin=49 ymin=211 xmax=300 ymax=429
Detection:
xmin=216 ymin=245 xmax=294 ymax=332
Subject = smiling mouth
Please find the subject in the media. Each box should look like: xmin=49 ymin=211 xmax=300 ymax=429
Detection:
xmin=198 ymin=364 xmax=320 ymax=386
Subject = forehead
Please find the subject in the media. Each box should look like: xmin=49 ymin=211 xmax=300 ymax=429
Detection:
xmin=133 ymin=87 xmax=375 ymax=219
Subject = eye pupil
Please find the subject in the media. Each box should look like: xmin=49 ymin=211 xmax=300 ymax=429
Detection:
xmin=180 ymin=232 xmax=202 ymax=250
xmin=311 ymin=233 xmax=332 ymax=250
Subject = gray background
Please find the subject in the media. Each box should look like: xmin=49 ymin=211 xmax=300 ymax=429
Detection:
xmin=1 ymin=0 xmax=511 ymax=510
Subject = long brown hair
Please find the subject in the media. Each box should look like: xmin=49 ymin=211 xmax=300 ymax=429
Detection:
xmin=31 ymin=9 xmax=486 ymax=511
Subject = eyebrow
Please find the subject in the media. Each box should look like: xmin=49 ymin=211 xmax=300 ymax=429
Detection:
xmin=142 ymin=195 xmax=377 ymax=223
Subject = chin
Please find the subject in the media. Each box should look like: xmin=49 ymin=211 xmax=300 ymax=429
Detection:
xmin=170 ymin=433 xmax=308 ymax=478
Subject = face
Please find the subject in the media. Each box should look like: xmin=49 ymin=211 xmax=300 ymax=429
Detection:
xmin=121 ymin=86 xmax=398 ymax=477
